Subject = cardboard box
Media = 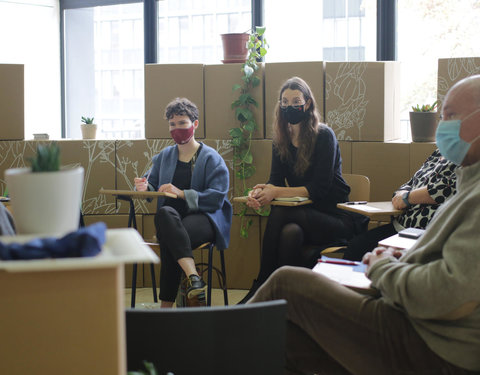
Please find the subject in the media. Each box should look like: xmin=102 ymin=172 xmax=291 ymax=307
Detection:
xmin=437 ymin=57 xmax=480 ymax=109
xmin=204 ymin=63 xmax=264 ymax=139
xmin=0 ymin=141 xmax=37 ymax=196
xmin=325 ymin=62 xmax=400 ymax=141
xmin=0 ymin=64 xmax=24 ymax=140
xmin=83 ymin=214 xmax=143 ymax=288
xmin=409 ymin=142 xmax=437 ymax=177
xmin=145 ymin=64 xmax=205 ymax=139
xmin=264 ymin=62 xmax=324 ymax=139
xmin=0 ymin=267 xmax=125 ymax=375
xmin=57 ymin=140 xmax=117 ymax=215
xmin=351 ymin=142 xmax=410 ymax=201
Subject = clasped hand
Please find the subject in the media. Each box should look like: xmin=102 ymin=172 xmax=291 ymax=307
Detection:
xmin=392 ymin=190 xmax=409 ymax=209
xmin=246 ymin=184 xmax=277 ymax=209
xmin=362 ymin=246 xmax=403 ymax=271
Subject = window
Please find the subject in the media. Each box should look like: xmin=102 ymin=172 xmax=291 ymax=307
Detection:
xmin=64 ymin=2 xmax=144 ymax=139
xmin=0 ymin=0 xmax=60 ymax=139
xmin=265 ymin=0 xmax=375 ymax=62
xmin=398 ymin=0 xmax=480 ymax=139
xmin=157 ymin=0 xmax=251 ymax=64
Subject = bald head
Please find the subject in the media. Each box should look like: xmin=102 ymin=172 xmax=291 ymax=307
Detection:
xmin=441 ymin=74 xmax=480 ymax=166
xmin=446 ymin=75 xmax=480 ymax=107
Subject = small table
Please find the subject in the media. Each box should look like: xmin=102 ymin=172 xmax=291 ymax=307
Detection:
xmin=337 ymin=201 xmax=403 ymax=222
xmin=233 ymin=196 xmax=313 ymax=207
xmin=99 ymin=189 xmax=176 ymax=307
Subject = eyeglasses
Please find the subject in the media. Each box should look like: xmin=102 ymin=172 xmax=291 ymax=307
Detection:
xmin=279 ymin=100 xmax=305 ymax=109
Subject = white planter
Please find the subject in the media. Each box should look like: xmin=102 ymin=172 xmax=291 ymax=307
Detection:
xmin=5 ymin=167 xmax=84 ymax=235
xmin=81 ymin=124 xmax=97 ymax=139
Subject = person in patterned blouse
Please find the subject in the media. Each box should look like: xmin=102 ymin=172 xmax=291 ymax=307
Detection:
xmin=342 ymin=148 xmax=456 ymax=261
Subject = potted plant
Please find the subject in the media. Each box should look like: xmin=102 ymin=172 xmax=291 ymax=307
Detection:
xmin=81 ymin=116 xmax=97 ymax=139
xmin=409 ymin=101 xmax=439 ymax=142
xmin=228 ymin=26 xmax=268 ymax=237
xmin=4 ymin=142 xmax=84 ymax=234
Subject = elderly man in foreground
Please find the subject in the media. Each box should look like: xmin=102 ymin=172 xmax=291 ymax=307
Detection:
xmin=249 ymin=75 xmax=480 ymax=375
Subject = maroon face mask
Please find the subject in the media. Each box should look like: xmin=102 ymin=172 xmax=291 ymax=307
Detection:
xmin=170 ymin=125 xmax=194 ymax=145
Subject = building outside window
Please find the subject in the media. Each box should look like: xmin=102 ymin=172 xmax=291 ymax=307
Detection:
xmin=64 ymin=3 xmax=144 ymax=139
xmin=398 ymin=0 xmax=480 ymax=140
xmin=0 ymin=0 xmax=60 ymax=140
xmin=264 ymin=0 xmax=375 ymax=63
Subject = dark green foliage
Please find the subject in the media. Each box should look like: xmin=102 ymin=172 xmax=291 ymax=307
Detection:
xmin=29 ymin=142 xmax=61 ymax=172
xmin=81 ymin=116 xmax=95 ymax=124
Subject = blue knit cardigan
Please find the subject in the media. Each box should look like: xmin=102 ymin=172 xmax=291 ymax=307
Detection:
xmin=146 ymin=143 xmax=232 ymax=250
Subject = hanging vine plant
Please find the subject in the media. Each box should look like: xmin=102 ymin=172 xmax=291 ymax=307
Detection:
xmin=229 ymin=26 xmax=269 ymax=238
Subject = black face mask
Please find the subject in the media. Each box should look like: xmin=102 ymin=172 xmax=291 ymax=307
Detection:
xmin=281 ymin=105 xmax=307 ymax=124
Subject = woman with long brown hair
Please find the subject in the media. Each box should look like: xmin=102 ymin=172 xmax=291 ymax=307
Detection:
xmin=239 ymin=77 xmax=367 ymax=303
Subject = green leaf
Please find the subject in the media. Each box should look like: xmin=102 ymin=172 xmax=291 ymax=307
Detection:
xmin=230 ymin=137 xmax=242 ymax=147
xmin=241 ymin=150 xmax=253 ymax=164
xmin=256 ymin=26 xmax=266 ymax=36
xmin=229 ymin=127 xmax=243 ymax=138
xmin=243 ymin=165 xmax=256 ymax=178
xmin=259 ymin=47 xmax=267 ymax=57
xmin=251 ymin=76 xmax=261 ymax=88
xmin=232 ymin=83 xmax=242 ymax=92
xmin=244 ymin=120 xmax=257 ymax=132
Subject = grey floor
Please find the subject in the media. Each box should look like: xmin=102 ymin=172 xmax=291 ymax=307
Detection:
xmin=124 ymin=287 xmax=249 ymax=308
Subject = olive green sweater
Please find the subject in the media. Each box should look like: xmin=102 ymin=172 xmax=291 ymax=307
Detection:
xmin=368 ymin=160 xmax=480 ymax=371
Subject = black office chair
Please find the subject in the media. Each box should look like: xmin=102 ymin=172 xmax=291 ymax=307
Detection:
xmin=125 ymin=300 xmax=288 ymax=375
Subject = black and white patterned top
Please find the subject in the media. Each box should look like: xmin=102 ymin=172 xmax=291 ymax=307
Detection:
xmin=394 ymin=149 xmax=457 ymax=230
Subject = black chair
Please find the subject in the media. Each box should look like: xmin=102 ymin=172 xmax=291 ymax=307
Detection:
xmin=125 ymin=300 xmax=288 ymax=375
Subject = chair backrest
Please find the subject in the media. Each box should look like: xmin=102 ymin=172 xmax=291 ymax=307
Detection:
xmin=343 ymin=173 xmax=370 ymax=202
xmin=126 ymin=300 xmax=287 ymax=375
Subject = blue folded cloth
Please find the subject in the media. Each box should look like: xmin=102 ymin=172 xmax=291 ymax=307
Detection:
xmin=0 ymin=222 xmax=107 ymax=260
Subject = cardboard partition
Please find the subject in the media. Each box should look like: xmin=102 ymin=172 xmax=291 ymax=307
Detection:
xmin=437 ymin=57 xmax=480 ymax=109
xmin=325 ymin=61 xmax=401 ymax=141
xmin=83 ymin=214 xmax=143 ymax=288
xmin=0 ymin=64 xmax=24 ymax=140
xmin=214 ymin=214 xmax=261 ymax=289
xmin=338 ymin=140 xmax=352 ymax=174
xmin=409 ymin=142 xmax=437 ymax=177
xmin=351 ymin=142 xmax=410 ymax=201
xmin=204 ymin=63 xmax=264 ymax=139
xmin=145 ymin=64 xmax=205 ymax=139
xmin=0 ymin=267 xmax=125 ymax=375
xmin=56 ymin=140 xmax=117 ymax=215
xmin=264 ymin=62 xmax=324 ymax=139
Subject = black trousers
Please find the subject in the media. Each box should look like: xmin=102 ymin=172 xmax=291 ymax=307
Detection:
xmin=342 ymin=223 xmax=397 ymax=261
xmin=257 ymin=205 xmax=363 ymax=283
xmin=155 ymin=206 xmax=214 ymax=302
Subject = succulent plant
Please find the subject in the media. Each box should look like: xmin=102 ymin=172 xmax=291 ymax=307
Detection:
xmin=411 ymin=101 xmax=438 ymax=112
xmin=81 ymin=116 xmax=95 ymax=124
xmin=29 ymin=142 xmax=60 ymax=172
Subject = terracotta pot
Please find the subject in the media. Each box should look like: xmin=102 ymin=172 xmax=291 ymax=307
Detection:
xmin=220 ymin=33 xmax=249 ymax=63
xmin=409 ymin=112 xmax=438 ymax=142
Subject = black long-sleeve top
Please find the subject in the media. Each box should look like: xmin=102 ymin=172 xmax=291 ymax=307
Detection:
xmin=268 ymin=125 xmax=350 ymax=211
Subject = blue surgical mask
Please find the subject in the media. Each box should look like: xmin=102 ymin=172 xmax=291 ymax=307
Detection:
xmin=436 ymin=109 xmax=480 ymax=165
